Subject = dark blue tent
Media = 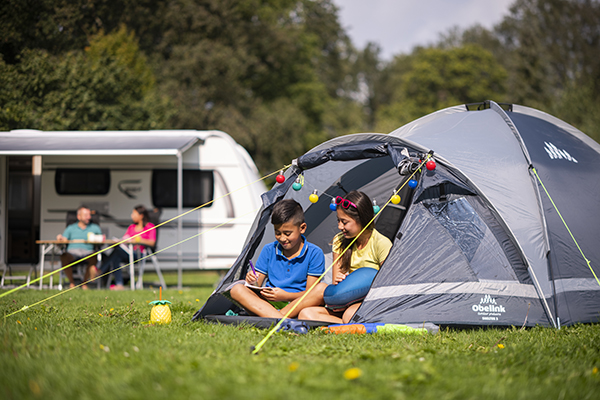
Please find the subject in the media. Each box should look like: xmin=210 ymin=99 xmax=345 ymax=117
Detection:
xmin=195 ymin=101 xmax=600 ymax=328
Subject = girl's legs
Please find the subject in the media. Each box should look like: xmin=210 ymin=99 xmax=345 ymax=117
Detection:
xmin=342 ymin=303 xmax=361 ymax=324
xmin=100 ymin=246 xmax=129 ymax=287
xmin=298 ymin=306 xmax=343 ymax=323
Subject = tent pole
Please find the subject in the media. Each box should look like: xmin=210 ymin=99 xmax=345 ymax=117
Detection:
xmin=547 ymin=250 xmax=560 ymax=329
xmin=177 ymin=151 xmax=183 ymax=290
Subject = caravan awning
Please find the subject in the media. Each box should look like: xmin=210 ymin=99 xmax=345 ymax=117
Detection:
xmin=0 ymin=130 xmax=205 ymax=156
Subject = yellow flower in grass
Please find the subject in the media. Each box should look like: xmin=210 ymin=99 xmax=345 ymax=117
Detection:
xmin=497 ymin=344 xmax=505 ymax=349
xmin=29 ymin=380 xmax=41 ymax=396
xmin=344 ymin=367 xmax=362 ymax=380
xmin=288 ymin=362 xmax=300 ymax=372
xmin=593 ymin=367 xmax=598 ymax=375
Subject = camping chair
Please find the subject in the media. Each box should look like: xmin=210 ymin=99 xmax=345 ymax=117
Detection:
xmin=1 ymin=264 xmax=33 ymax=288
xmin=59 ymin=210 xmax=102 ymax=289
xmin=135 ymin=207 xmax=166 ymax=289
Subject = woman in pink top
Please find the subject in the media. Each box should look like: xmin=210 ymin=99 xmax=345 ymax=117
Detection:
xmin=100 ymin=205 xmax=156 ymax=290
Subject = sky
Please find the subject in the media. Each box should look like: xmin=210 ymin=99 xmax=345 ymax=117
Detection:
xmin=331 ymin=0 xmax=515 ymax=60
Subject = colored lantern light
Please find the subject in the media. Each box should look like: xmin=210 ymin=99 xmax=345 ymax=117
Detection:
xmin=276 ymin=170 xmax=285 ymax=184
xmin=408 ymin=179 xmax=418 ymax=189
xmin=309 ymin=190 xmax=319 ymax=203
xmin=426 ymin=160 xmax=436 ymax=171
xmin=292 ymin=175 xmax=304 ymax=191
xmin=372 ymin=200 xmax=380 ymax=214
xmin=330 ymin=198 xmax=337 ymax=211
xmin=391 ymin=194 xmax=401 ymax=205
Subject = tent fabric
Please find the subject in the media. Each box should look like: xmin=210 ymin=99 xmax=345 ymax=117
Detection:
xmin=195 ymin=101 xmax=600 ymax=328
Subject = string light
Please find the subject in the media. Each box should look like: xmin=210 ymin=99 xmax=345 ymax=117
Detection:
xmin=276 ymin=170 xmax=285 ymax=183
xmin=330 ymin=198 xmax=337 ymax=211
xmin=292 ymin=175 xmax=303 ymax=191
xmin=373 ymin=200 xmax=380 ymax=214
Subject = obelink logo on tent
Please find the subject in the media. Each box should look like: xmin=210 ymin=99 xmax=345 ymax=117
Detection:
xmin=472 ymin=294 xmax=506 ymax=321
xmin=544 ymin=142 xmax=578 ymax=163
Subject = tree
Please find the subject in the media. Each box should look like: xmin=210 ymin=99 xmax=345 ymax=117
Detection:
xmin=495 ymin=0 xmax=600 ymax=141
xmin=374 ymin=45 xmax=507 ymax=132
xmin=0 ymin=1 xmax=367 ymax=172
xmin=0 ymin=26 xmax=172 ymax=130
xmin=146 ymin=0 xmax=358 ymax=172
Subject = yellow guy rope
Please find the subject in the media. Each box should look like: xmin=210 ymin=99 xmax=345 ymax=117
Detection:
xmin=251 ymin=155 xmax=431 ymax=354
xmin=4 ymin=206 xmax=262 ymax=319
xmin=0 ymin=165 xmax=290 ymax=301
xmin=532 ymin=167 xmax=600 ymax=287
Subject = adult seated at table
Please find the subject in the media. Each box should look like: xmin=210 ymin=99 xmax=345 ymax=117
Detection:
xmin=56 ymin=205 xmax=102 ymax=289
xmin=99 ymin=205 xmax=156 ymax=291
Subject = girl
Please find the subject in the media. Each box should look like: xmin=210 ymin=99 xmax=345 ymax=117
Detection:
xmin=100 ymin=205 xmax=156 ymax=290
xmin=299 ymin=191 xmax=392 ymax=323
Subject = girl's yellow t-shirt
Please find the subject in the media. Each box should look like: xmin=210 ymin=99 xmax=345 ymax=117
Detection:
xmin=333 ymin=229 xmax=392 ymax=272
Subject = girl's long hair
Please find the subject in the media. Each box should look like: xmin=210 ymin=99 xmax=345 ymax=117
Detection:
xmin=134 ymin=205 xmax=150 ymax=227
xmin=337 ymin=191 xmax=374 ymax=274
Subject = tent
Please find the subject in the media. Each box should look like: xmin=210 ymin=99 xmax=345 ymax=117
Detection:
xmin=194 ymin=101 xmax=600 ymax=328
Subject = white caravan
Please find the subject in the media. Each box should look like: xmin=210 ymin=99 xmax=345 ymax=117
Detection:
xmin=0 ymin=130 xmax=266 ymax=287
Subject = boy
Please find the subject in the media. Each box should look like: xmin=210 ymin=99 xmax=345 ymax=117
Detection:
xmin=229 ymin=199 xmax=326 ymax=318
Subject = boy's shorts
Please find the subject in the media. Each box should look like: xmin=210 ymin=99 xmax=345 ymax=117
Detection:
xmin=268 ymin=300 xmax=290 ymax=310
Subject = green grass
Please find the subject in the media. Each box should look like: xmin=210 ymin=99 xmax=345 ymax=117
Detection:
xmin=1 ymin=272 xmax=599 ymax=400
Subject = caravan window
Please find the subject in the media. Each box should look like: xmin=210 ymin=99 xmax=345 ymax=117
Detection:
xmin=55 ymin=169 xmax=111 ymax=195
xmin=152 ymin=169 xmax=214 ymax=208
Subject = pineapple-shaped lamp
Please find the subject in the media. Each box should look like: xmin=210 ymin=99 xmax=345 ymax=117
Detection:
xmin=149 ymin=287 xmax=172 ymax=324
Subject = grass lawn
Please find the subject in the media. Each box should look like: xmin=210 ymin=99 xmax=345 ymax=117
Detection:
xmin=1 ymin=271 xmax=599 ymax=400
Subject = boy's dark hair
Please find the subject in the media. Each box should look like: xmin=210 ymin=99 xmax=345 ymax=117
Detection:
xmin=271 ymin=199 xmax=305 ymax=226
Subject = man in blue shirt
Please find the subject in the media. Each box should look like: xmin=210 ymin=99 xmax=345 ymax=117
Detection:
xmin=56 ymin=206 xmax=102 ymax=289
xmin=230 ymin=200 xmax=326 ymax=318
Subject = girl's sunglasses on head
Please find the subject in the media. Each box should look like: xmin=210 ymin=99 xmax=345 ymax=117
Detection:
xmin=335 ymin=196 xmax=358 ymax=209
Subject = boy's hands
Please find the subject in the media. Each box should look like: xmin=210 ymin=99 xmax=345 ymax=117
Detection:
xmin=245 ymin=270 xmax=260 ymax=285
xmin=260 ymin=287 xmax=289 ymax=302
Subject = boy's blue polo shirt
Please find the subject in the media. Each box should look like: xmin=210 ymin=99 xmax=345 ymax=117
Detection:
xmin=255 ymin=236 xmax=325 ymax=293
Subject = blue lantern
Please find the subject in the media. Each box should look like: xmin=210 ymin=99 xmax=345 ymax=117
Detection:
xmin=329 ymin=198 xmax=337 ymax=211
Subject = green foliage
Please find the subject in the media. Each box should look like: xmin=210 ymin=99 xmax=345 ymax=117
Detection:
xmin=1 ymin=286 xmax=600 ymax=400
xmin=1 ymin=0 xmax=599 ymax=173
xmin=464 ymin=0 xmax=600 ymax=143
xmin=0 ymin=26 xmax=173 ymax=131
xmin=374 ymin=45 xmax=507 ymax=132
xmin=149 ymin=0 xmax=353 ymax=172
